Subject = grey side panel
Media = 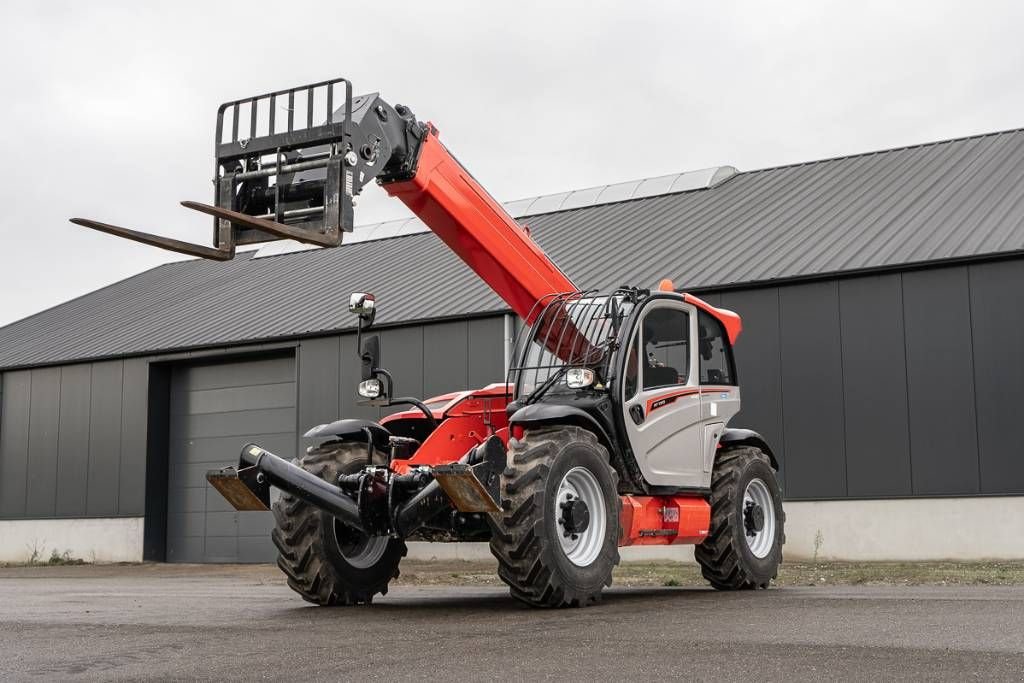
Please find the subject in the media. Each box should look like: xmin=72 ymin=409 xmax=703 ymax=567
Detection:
xmin=56 ymin=365 xmax=92 ymax=517
xmin=0 ymin=371 xmax=31 ymax=517
xmin=118 ymin=358 xmax=149 ymax=516
xmin=297 ymin=336 xmax=340 ymax=446
xmin=25 ymin=367 xmax=61 ymax=517
xmin=423 ymin=321 xmax=469 ymax=397
xmin=719 ymin=288 xmax=786 ymax=486
xmin=778 ymin=281 xmax=846 ymax=498
xmin=839 ymin=275 xmax=913 ymax=497
xmin=968 ymin=260 xmax=1024 ymax=494
xmin=467 ymin=316 xmax=505 ymax=387
xmin=86 ymin=361 xmax=124 ymax=516
xmin=382 ymin=325 xmax=425 ymax=400
xmin=902 ymin=267 xmax=980 ymax=495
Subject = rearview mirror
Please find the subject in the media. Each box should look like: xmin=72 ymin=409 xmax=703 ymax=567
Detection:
xmin=349 ymin=292 xmax=377 ymax=325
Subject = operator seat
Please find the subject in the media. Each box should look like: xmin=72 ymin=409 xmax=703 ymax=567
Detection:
xmin=642 ymin=315 xmax=681 ymax=388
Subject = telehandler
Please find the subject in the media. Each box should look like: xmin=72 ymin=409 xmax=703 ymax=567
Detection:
xmin=73 ymin=78 xmax=784 ymax=607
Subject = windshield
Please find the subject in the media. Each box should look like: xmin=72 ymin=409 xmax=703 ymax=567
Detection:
xmin=510 ymin=293 xmax=634 ymax=398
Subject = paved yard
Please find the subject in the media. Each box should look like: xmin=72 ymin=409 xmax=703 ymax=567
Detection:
xmin=1 ymin=563 xmax=1022 ymax=681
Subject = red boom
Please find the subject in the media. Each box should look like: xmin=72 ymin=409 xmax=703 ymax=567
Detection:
xmin=382 ymin=127 xmax=577 ymax=325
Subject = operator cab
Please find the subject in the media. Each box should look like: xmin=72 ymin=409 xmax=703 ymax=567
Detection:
xmin=508 ymin=286 xmax=740 ymax=491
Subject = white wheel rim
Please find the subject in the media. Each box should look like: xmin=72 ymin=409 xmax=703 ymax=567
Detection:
xmin=743 ymin=478 xmax=776 ymax=559
xmin=334 ymin=520 xmax=389 ymax=569
xmin=555 ymin=466 xmax=607 ymax=567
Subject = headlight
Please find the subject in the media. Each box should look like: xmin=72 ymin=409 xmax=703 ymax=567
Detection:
xmin=358 ymin=378 xmax=382 ymax=398
xmin=565 ymin=368 xmax=595 ymax=389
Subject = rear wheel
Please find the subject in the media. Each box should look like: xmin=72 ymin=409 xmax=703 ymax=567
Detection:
xmin=489 ymin=426 xmax=620 ymax=607
xmin=271 ymin=441 xmax=406 ymax=605
xmin=695 ymin=446 xmax=784 ymax=589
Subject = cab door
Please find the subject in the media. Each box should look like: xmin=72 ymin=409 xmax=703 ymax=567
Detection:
xmin=621 ymin=300 xmax=706 ymax=488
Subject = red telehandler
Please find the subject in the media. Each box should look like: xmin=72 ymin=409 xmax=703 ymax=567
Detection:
xmin=73 ymin=78 xmax=784 ymax=607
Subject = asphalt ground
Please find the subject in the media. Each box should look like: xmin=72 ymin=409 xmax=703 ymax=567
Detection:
xmin=1 ymin=563 xmax=1023 ymax=681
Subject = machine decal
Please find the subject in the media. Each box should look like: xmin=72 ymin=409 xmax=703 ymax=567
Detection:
xmin=645 ymin=385 xmax=735 ymax=415
xmin=646 ymin=388 xmax=699 ymax=414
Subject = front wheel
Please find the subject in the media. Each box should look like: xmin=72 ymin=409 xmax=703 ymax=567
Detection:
xmin=695 ymin=446 xmax=785 ymax=589
xmin=271 ymin=441 xmax=406 ymax=605
xmin=489 ymin=426 xmax=620 ymax=607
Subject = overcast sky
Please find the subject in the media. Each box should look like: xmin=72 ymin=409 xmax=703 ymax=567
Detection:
xmin=1 ymin=1 xmax=1022 ymax=326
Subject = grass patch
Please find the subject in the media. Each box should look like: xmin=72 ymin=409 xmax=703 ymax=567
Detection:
xmin=392 ymin=559 xmax=1024 ymax=587
xmin=1 ymin=548 xmax=87 ymax=568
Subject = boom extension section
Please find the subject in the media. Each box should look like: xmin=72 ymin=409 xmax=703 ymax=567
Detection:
xmin=71 ymin=77 xmax=576 ymax=324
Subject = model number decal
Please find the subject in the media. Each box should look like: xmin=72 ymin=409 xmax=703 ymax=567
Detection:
xmin=645 ymin=387 xmax=733 ymax=415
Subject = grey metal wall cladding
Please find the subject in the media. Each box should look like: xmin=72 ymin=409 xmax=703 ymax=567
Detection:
xmin=705 ymin=261 xmax=1024 ymax=500
xmin=5 ymin=128 xmax=1024 ymax=371
xmin=777 ymin=282 xmax=847 ymax=498
xmin=0 ymin=359 xmax=148 ymax=520
xmin=166 ymin=354 xmax=296 ymax=564
xmin=969 ymin=259 xmax=1024 ymax=493
xmin=720 ymin=288 xmax=787 ymax=487
xmin=6 ymin=260 xmax=1024 ymax=531
xmin=838 ymin=275 xmax=912 ymax=497
xmin=0 ymin=371 xmax=31 ymax=516
xmin=902 ymin=268 xmax=980 ymax=495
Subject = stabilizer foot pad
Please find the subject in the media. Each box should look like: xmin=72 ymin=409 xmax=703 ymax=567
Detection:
xmin=206 ymin=466 xmax=270 ymax=511
xmin=433 ymin=464 xmax=501 ymax=514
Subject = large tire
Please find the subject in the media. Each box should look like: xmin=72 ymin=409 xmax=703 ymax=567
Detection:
xmin=271 ymin=441 xmax=406 ymax=605
xmin=695 ymin=446 xmax=785 ymax=589
xmin=489 ymin=425 xmax=620 ymax=607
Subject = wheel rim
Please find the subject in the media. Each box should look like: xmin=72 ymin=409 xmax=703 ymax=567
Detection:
xmin=742 ymin=478 xmax=776 ymax=559
xmin=333 ymin=519 xmax=389 ymax=569
xmin=555 ymin=466 xmax=607 ymax=567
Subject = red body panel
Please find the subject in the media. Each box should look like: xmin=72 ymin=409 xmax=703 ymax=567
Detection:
xmin=382 ymin=384 xmax=511 ymax=475
xmin=382 ymin=128 xmax=576 ymax=325
xmin=619 ymin=495 xmax=711 ymax=546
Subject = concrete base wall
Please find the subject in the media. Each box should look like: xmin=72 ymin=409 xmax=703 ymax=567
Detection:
xmin=407 ymin=496 xmax=1024 ymax=563
xmin=2 ymin=496 xmax=1020 ymax=564
xmin=783 ymin=496 xmax=1024 ymax=561
xmin=0 ymin=518 xmax=144 ymax=563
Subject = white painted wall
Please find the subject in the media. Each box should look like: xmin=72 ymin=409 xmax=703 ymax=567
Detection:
xmin=0 ymin=517 xmax=144 ymax=563
xmin=782 ymin=496 xmax=1024 ymax=561
xmin=408 ymin=496 xmax=1024 ymax=563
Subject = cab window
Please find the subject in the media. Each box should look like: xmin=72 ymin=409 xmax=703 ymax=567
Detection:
xmin=623 ymin=334 xmax=640 ymax=400
xmin=698 ymin=310 xmax=736 ymax=385
xmin=641 ymin=308 xmax=690 ymax=389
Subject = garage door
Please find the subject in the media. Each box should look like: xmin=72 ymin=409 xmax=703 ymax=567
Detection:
xmin=167 ymin=354 xmax=296 ymax=563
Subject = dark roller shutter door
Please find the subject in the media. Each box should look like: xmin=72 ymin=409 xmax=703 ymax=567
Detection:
xmin=166 ymin=355 xmax=295 ymax=563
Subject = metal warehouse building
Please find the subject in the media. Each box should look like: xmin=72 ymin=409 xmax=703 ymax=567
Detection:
xmin=2 ymin=128 xmax=1024 ymax=564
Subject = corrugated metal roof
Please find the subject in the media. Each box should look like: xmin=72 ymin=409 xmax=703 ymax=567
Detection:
xmin=250 ymin=165 xmax=738 ymax=258
xmin=3 ymin=128 xmax=1024 ymax=369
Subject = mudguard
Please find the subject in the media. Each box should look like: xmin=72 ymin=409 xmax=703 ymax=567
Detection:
xmin=303 ymin=418 xmax=392 ymax=451
xmin=718 ymin=427 xmax=779 ymax=470
xmin=509 ymin=403 xmax=615 ymax=453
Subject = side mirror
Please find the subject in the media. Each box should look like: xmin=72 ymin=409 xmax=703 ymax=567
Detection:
xmin=349 ymin=292 xmax=377 ymax=326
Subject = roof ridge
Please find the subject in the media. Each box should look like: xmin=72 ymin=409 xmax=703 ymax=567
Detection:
xmin=741 ymin=125 xmax=1024 ymax=176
